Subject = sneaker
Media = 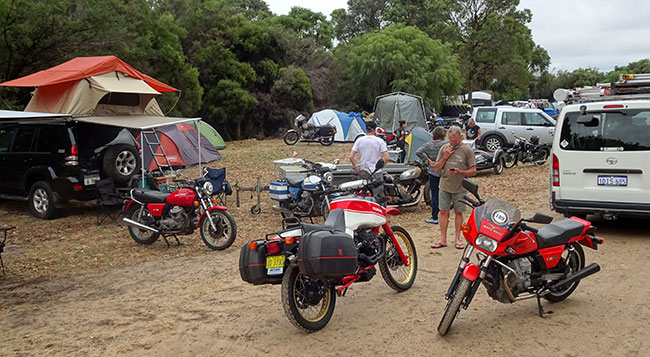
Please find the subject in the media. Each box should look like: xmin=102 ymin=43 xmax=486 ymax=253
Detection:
xmin=425 ymin=218 xmax=439 ymax=224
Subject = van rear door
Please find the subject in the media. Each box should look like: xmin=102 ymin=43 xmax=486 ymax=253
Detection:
xmin=555 ymin=104 xmax=650 ymax=205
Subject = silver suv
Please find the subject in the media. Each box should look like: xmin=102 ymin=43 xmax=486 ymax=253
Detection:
xmin=472 ymin=106 xmax=556 ymax=151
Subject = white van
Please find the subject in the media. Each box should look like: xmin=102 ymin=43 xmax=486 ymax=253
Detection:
xmin=550 ymin=100 xmax=650 ymax=218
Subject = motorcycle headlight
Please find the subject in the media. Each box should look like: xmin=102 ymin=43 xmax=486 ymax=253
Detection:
xmin=475 ymin=234 xmax=498 ymax=253
xmin=323 ymin=171 xmax=333 ymax=183
xmin=203 ymin=181 xmax=214 ymax=195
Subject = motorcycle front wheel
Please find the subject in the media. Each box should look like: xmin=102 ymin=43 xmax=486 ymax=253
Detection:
xmin=126 ymin=205 xmax=160 ymax=245
xmin=199 ymin=210 xmax=237 ymax=250
xmin=504 ymin=151 xmax=517 ymax=168
xmin=379 ymin=226 xmax=418 ymax=291
xmin=544 ymin=243 xmax=585 ymax=302
xmin=281 ymin=266 xmax=336 ymax=332
xmin=284 ymin=131 xmax=300 ymax=145
xmin=438 ymin=276 xmax=471 ymax=336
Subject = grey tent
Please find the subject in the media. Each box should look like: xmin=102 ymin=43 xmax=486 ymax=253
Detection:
xmin=404 ymin=126 xmax=433 ymax=164
xmin=373 ymin=92 xmax=427 ymax=132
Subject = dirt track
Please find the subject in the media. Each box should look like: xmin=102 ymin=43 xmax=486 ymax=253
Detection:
xmin=2 ymin=201 xmax=649 ymax=356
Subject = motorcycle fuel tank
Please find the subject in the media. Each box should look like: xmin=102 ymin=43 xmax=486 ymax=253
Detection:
xmin=166 ymin=188 xmax=198 ymax=206
xmin=330 ymin=195 xmax=387 ymax=236
xmin=399 ymin=167 xmax=421 ymax=180
xmin=301 ymin=175 xmax=322 ymax=191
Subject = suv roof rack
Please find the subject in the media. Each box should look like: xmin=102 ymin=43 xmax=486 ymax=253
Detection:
xmin=555 ymin=73 xmax=650 ymax=104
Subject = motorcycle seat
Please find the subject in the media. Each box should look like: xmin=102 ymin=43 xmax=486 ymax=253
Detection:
xmin=287 ymin=176 xmax=304 ymax=187
xmin=131 ymin=189 xmax=169 ymax=203
xmin=298 ymin=209 xmax=348 ymax=234
xmin=535 ymin=219 xmax=585 ymax=249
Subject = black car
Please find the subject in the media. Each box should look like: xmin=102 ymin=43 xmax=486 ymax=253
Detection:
xmin=0 ymin=113 xmax=139 ymax=219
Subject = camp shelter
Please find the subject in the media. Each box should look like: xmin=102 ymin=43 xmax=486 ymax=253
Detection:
xmin=403 ymin=126 xmax=433 ymax=163
xmin=0 ymin=56 xmax=177 ymax=116
xmin=192 ymin=121 xmax=226 ymax=149
xmin=307 ymin=109 xmax=367 ymax=142
xmin=373 ymin=92 xmax=427 ymax=132
xmin=135 ymin=122 xmax=222 ymax=170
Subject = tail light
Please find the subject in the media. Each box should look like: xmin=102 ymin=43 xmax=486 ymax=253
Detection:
xmin=65 ymin=145 xmax=79 ymax=166
xmin=266 ymin=242 xmax=281 ymax=255
xmin=552 ymin=154 xmax=560 ymax=187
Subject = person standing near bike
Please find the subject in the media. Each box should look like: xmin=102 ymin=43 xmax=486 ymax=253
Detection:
xmin=432 ymin=126 xmax=476 ymax=249
xmin=395 ymin=120 xmax=408 ymax=163
xmin=349 ymin=121 xmax=389 ymax=179
xmin=465 ymin=117 xmax=481 ymax=142
xmin=416 ymin=126 xmax=448 ymax=225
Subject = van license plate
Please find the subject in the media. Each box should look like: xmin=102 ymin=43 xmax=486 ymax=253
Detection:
xmin=597 ymin=175 xmax=627 ymax=186
xmin=83 ymin=174 xmax=100 ymax=186
xmin=266 ymin=255 xmax=285 ymax=275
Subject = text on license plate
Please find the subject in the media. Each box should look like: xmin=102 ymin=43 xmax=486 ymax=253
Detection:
xmin=597 ymin=175 xmax=627 ymax=186
xmin=266 ymin=255 xmax=285 ymax=275
xmin=84 ymin=174 xmax=100 ymax=186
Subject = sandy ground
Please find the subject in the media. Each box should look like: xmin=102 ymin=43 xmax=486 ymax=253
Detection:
xmin=1 ymin=141 xmax=649 ymax=356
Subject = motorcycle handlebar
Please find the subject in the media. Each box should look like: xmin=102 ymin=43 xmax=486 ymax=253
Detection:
xmin=520 ymin=222 xmax=539 ymax=234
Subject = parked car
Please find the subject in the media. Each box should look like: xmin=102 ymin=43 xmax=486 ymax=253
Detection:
xmin=0 ymin=112 xmax=139 ymax=219
xmin=472 ymin=106 xmax=556 ymax=151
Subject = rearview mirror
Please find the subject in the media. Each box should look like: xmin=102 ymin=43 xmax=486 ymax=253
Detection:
xmin=462 ymin=179 xmax=480 ymax=200
xmin=528 ymin=212 xmax=553 ymax=224
xmin=374 ymin=159 xmax=385 ymax=172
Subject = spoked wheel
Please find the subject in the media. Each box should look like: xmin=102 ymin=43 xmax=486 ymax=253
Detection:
xmin=493 ymin=156 xmax=505 ymax=174
xmin=284 ymin=131 xmax=300 ymax=145
xmin=534 ymin=149 xmax=550 ymax=166
xmin=379 ymin=226 xmax=418 ymax=291
xmin=438 ymin=277 xmax=471 ymax=336
xmin=281 ymin=266 xmax=336 ymax=331
xmin=504 ymin=151 xmax=517 ymax=168
xmin=544 ymin=243 xmax=585 ymax=302
xmin=319 ymin=135 xmax=334 ymax=146
xmin=200 ymin=210 xmax=237 ymax=250
xmin=126 ymin=205 xmax=160 ymax=245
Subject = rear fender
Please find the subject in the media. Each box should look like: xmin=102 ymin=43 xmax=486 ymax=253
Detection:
xmin=492 ymin=148 xmax=504 ymax=163
xmin=385 ymin=207 xmax=402 ymax=216
xmin=462 ymin=263 xmax=480 ymax=282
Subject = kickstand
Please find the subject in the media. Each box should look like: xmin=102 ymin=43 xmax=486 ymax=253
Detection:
xmin=172 ymin=234 xmax=181 ymax=246
xmin=536 ymin=290 xmax=553 ymax=318
xmin=162 ymin=235 xmax=171 ymax=248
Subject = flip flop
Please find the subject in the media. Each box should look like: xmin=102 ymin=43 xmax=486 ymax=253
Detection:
xmin=455 ymin=243 xmax=465 ymax=250
xmin=431 ymin=243 xmax=447 ymax=249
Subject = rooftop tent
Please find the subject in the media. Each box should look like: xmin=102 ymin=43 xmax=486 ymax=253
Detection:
xmin=307 ymin=109 xmax=367 ymax=142
xmin=404 ymin=126 xmax=433 ymax=164
xmin=192 ymin=120 xmax=226 ymax=149
xmin=464 ymin=91 xmax=493 ymax=107
xmin=373 ymin=92 xmax=427 ymax=132
xmin=0 ymin=56 xmax=177 ymax=116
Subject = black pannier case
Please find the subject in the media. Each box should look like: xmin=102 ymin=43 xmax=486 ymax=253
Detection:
xmin=239 ymin=240 xmax=282 ymax=285
xmin=318 ymin=126 xmax=334 ymax=136
xmin=298 ymin=230 xmax=358 ymax=278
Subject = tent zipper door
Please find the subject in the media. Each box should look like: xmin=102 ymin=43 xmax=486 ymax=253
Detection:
xmin=142 ymin=128 xmax=172 ymax=176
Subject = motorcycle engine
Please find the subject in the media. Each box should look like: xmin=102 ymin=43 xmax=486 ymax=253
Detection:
xmin=296 ymin=195 xmax=314 ymax=215
xmin=355 ymin=229 xmax=381 ymax=267
xmin=484 ymin=257 xmax=533 ymax=303
xmin=304 ymin=127 xmax=316 ymax=139
xmin=160 ymin=205 xmax=190 ymax=231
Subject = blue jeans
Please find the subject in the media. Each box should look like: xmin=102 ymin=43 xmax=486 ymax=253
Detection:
xmin=428 ymin=174 xmax=441 ymax=220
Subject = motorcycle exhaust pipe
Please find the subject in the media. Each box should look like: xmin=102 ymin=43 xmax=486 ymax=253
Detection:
xmin=550 ymin=263 xmax=600 ymax=292
xmin=122 ymin=218 xmax=159 ymax=233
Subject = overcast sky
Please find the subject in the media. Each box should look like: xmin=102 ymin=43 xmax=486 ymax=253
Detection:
xmin=264 ymin=0 xmax=650 ymax=73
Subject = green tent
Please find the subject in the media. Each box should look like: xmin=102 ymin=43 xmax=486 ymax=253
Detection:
xmin=193 ymin=121 xmax=226 ymax=149
xmin=404 ymin=126 xmax=432 ymax=163
xmin=373 ymin=92 xmax=427 ymax=132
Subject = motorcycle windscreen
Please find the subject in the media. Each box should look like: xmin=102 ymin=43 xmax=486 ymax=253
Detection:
xmin=481 ymin=198 xmax=521 ymax=229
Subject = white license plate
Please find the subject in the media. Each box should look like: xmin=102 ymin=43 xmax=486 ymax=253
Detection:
xmin=597 ymin=175 xmax=627 ymax=186
xmin=84 ymin=174 xmax=100 ymax=186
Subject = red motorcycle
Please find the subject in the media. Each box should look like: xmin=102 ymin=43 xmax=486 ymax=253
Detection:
xmin=239 ymin=160 xmax=418 ymax=331
xmin=122 ymin=176 xmax=236 ymax=250
xmin=438 ymin=179 xmax=604 ymax=336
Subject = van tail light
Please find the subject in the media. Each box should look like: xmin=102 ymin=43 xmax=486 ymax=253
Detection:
xmin=552 ymin=154 xmax=560 ymax=187
xmin=65 ymin=145 xmax=79 ymax=166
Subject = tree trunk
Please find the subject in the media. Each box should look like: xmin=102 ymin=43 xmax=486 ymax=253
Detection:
xmin=236 ymin=121 xmax=242 ymax=140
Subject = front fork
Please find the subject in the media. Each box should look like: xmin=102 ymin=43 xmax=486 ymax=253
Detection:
xmin=380 ymin=223 xmax=409 ymax=266
xmin=444 ymin=246 xmax=493 ymax=309
xmin=199 ymin=193 xmax=218 ymax=231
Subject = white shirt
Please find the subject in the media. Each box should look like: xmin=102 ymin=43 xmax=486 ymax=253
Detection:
xmin=351 ymin=135 xmax=388 ymax=174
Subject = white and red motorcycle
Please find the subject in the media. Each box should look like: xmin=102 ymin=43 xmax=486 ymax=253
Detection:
xmin=239 ymin=160 xmax=418 ymax=331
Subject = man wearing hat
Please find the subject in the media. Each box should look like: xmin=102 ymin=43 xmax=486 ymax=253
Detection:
xmin=349 ymin=121 xmax=389 ymax=179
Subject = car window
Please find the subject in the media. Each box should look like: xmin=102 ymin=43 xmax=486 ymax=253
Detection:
xmin=503 ymin=112 xmax=522 ymax=125
xmin=559 ymin=109 xmax=650 ymax=151
xmin=476 ymin=109 xmax=496 ymax=123
xmin=0 ymin=126 xmax=16 ymax=153
xmin=524 ymin=113 xmax=547 ymax=126
xmin=11 ymin=126 xmax=37 ymax=152
xmin=36 ymin=125 xmax=70 ymax=153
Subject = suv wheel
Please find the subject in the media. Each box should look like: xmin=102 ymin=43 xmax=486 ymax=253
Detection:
xmin=483 ymin=135 xmax=503 ymax=152
xmin=103 ymin=145 xmax=140 ymax=183
xmin=29 ymin=181 xmax=56 ymax=219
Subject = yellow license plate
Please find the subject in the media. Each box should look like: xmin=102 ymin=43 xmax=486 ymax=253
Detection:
xmin=266 ymin=255 xmax=285 ymax=269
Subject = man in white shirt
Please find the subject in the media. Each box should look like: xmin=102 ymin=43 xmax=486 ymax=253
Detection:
xmin=349 ymin=121 xmax=389 ymax=178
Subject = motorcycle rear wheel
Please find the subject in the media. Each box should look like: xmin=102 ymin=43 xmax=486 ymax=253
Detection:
xmin=319 ymin=135 xmax=334 ymax=146
xmin=284 ymin=131 xmax=299 ymax=145
xmin=438 ymin=277 xmax=471 ymax=336
xmin=281 ymin=266 xmax=336 ymax=332
xmin=534 ymin=148 xmax=550 ymax=166
xmin=504 ymin=151 xmax=517 ymax=168
xmin=199 ymin=210 xmax=237 ymax=250
xmin=379 ymin=226 xmax=418 ymax=291
xmin=544 ymin=243 xmax=585 ymax=302
xmin=126 ymin=205 xmax=160 ymax=245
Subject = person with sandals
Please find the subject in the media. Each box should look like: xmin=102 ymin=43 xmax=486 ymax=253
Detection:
xmin=432 ymin=126 xmax=477 ymax=249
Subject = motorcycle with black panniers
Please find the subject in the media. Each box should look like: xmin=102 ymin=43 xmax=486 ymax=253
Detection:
xmin=240 ymin=160 xmax=418 ymax=331
xmin=284 ymin=114 xmax=336 ymax=146
xmin=438 ymin=179 xmax=604 ymax=336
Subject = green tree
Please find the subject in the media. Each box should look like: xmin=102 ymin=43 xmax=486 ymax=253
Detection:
xmin=331 ymin=0 xmax=392 ymax=43
xmin=272 ymin=7 xmax=334 ymax=49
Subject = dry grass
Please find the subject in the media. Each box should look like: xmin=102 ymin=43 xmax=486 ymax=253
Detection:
xmin=0 ymin=138 xmax=549 ymax=281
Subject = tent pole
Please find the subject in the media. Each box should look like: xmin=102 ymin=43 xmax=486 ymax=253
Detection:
xmin=198 ymin=120 xmax=202 ymax=173
xmin=141 ymin=131 xmax=145 ymax=188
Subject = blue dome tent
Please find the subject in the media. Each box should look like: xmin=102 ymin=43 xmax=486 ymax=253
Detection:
xmin=307 ymin=109 xmax=367 ymax=142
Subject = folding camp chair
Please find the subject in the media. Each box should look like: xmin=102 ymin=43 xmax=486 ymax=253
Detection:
xmin=1 ymin=226 xmax=14 ymax=276
xmin=96 ymin=178 xmax=124 ymax=225
xmin=203 ymin=167 xmax=232 ymax=206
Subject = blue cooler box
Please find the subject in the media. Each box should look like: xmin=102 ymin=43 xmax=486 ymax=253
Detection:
xmin=270 ymin=180 xmax=289 ymax=201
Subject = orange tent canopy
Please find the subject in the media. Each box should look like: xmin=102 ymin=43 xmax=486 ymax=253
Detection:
xmin=0 ymin=55 xmax=178 ymax=93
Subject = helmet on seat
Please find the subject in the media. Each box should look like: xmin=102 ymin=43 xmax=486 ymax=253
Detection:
xmin=530 ymin=135 xmax=540 ymax=145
